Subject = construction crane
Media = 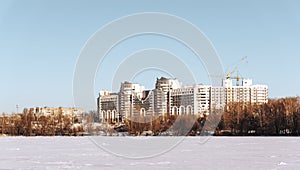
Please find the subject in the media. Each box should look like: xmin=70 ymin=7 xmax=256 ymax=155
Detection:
xmin=226 ymin=56 xmax=248 ymax=86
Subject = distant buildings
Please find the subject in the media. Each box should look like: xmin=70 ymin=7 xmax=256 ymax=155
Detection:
xmin=30 ymin=107 xmax=83 ymax=117
xmin=97 ymin=77 xmax=268 ymax=123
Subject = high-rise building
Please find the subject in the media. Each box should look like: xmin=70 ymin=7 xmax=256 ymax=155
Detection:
xmin=155 ymin=77 xmax=182 ymax=116
xmin=220 ymin=79 xmax=268 ymax=104
xmin=97 ymin=77 xmax=268 ymax=123
xmin=97 ymin=91 xmax=119 ymax=123
xmin=169 ymin=84 xmax=211 ymax=115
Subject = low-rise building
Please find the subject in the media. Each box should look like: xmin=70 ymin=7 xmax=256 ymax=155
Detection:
xmin=33 ymin=107 xmax=83 ymax=117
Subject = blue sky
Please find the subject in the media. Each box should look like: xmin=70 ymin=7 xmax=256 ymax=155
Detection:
xmin=1 ymin=0 xmax=300 ymax=113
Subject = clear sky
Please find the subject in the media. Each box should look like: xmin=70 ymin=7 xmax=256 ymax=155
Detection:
xmin=1 ymin=0 xmax=300 ymax=113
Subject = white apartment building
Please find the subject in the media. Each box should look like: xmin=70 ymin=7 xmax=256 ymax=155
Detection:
xmin=98 ymin=91 xmax=119 ymax=123
xmin=97 ymin=77 xmax=268 ymax=123
xmin=170 ymin=84 xmax=211 ymax=115
xmin=251 ymin=85 xmax=269 ymax=104
xmin=32 ymin=107 xmax=83 ymax=117
xmin=155 ymin=77 xmax=182 ymax=116
xmin=221 ymin=79 xmax=268 ymax=104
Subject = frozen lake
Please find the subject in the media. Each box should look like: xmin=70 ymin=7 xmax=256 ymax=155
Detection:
xmin=0 ymin=137 xmax=299 ymax=169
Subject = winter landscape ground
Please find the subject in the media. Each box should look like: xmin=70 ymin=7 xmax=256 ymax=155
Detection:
xmin=0 ymin=137 xmax=299 ymax=170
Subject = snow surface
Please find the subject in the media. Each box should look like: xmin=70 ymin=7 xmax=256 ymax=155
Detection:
xmin=0 ymin=137 xmax=299 ymax=169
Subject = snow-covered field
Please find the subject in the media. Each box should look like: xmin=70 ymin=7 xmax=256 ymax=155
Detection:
xmin=0 ymin=137 xmax=299 ymax=170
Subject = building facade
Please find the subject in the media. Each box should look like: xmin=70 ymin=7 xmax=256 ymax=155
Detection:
xmin=97 ymin=77 xmax=268 ymax=123
xmin=221 ymin=79 xmax=268 ymax=104
xmin=31 ymin=107 xmax=83 ymax=117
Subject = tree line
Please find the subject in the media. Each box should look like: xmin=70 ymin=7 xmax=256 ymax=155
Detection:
xmin=216 ymin=97 xmax=300 ymax=136
xmin=2 ymin=97 xmax=300 ymax=136
xmin=1 ymin=108 xmax=84 ymax=136
xmin=119 ymin=112 xmax=212 ymax=136
xmin=120 ymin=97 xmax=300 ymax=136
